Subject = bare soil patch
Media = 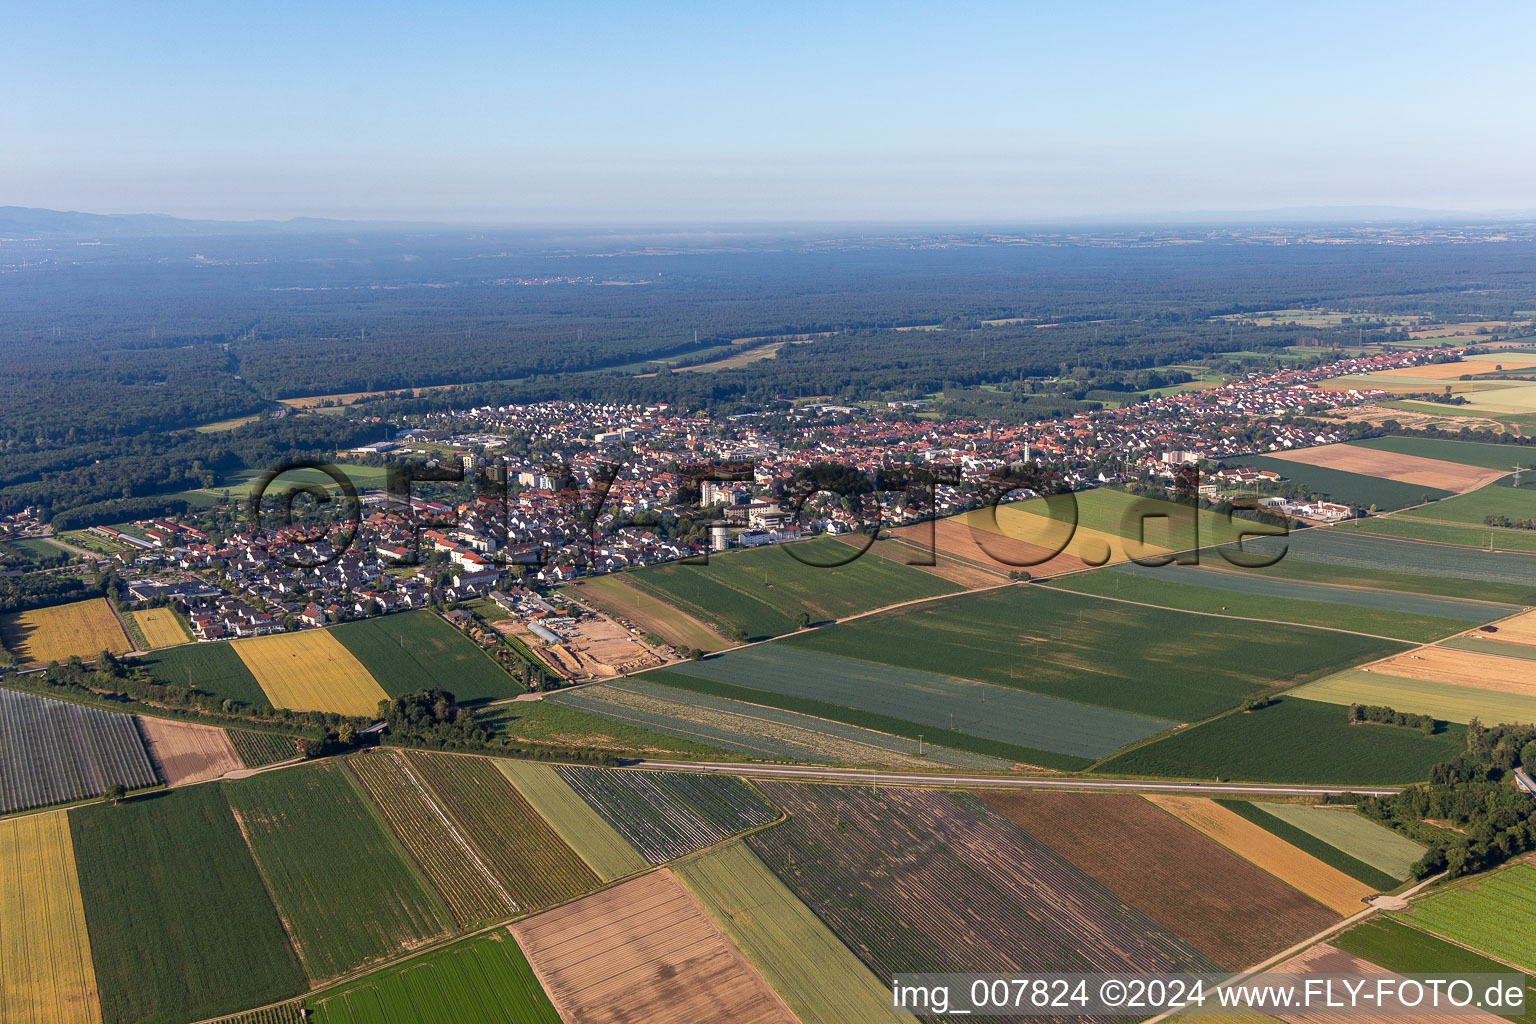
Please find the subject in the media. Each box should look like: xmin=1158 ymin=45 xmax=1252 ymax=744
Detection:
xmin=135 ymin=717 xmax=242 ymax=786
xmin=1371 ymin=645 xmax=1536 ymax=694
xmin=1263 ymin=444 xmax=1508 ymax=493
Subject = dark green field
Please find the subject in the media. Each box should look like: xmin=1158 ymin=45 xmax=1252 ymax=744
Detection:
xmin=1333 ymin=917 xmax=1531 ymax=1021
xmin=1094 ymin=698 xmax=1467 ymax=784
xmin=1403 ymin=477 xmax=1536 ymax=526
xmin=331 ymin=611 xmax=520 ymax=703
xmin=139 ymin=641 xmax=270 ymax=708
xmin=780 ymin=585 xmax=1403 ymax=721
xmin=223 ymin=762 xmax=453 ymax=982
xmin=1211 ymin=547 xmax=1536 ymax=604
xmin=69 ymin=786 xmax=306 ymax=1024
xmin=228 ymin=728 xmax=301 ymax=767
xmin=1350 ymin=435 xmax=1536 ymax=470
xmin=1215 ymin=800 xmax=1399 ymax=890
xmin=622 ymin=536 xmax=961 ymax=641
xmin=1233 ymin=454 xmax=1452 ymax=511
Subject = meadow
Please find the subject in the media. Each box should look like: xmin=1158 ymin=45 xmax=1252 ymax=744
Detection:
xmin=1407 ymin=863 xmax=1536 ymax=971
xmin=622 ymin=536 xmax=961 ymax=641
xmin=1094 ymin=698 xmax=1467 ymax=784
xmin=652 ymin=643 xmax=1175 ymax=761
xmin=139 ymin=641 xmax=271 ymax=708
xmin=1291 ymin=669 xmax=1536 ymax=726
xmin=780 ymin=584 xmax=1401 ymax=721
xmin=1248 ymin=802 xmax=1424 ymax=880
xmin=0 ymin=688 xmax=159 ymax=815
xmin=554 ymin=765 xmax=777 ymax=863
xmin=233 ymin=629 xmax=388 ymax=717
xmin=1214 ymin=800 xmax=1400 ymax=891
xmin=1401 ymin=477 xmax=1536 ymax=526
xmin=496 ymin=760 xmax=649 ymax=882
xmin=1231 ymin=454 xmax=1450 ymax=510
xmin=344 ymin=751 xmax=517 ymax=926
xmin=0 ymin=811 xmax=102 ymax=1024
xmin=330 ymin=611 xmax=520 ymax=703
xmin=222 ymin=763 xmax=453 ymax=982
xmin=0 ymin=598 xmax=130 ymax=666
xmin=402 ymin=750 xmax=600 ymax=913
xmin=69 ymin=786 xmax=306 ymax=1024
xmin=978 ymin=790 xmax=1338 ymax=969
xmin=476 ymin=697 xmax=734 ymax=760
xmin=307 ymin=932 xmax=561 ymax=1024
xmin=676 ymin=842 xmax=915 ymax=1024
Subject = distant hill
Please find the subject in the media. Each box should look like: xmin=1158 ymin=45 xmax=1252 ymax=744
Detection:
xmin=0 ymin=206 xmax=424 ymax=238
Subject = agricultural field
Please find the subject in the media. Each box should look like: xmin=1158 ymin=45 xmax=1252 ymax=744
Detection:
xmin=228 ymin=728 xmax=301 ymax=767
xmin=69 ymin=785 xmax=306 ymax=1024
xmin=401 ymin=750 xmax=600 ymax=912
xmin=1048 ymin=563 xmax=1480 ymax=642
xmin=1258 ymin=443 xmax=1507 ymax=492
xmin=345 ymin=751 xmax=517 ymax=926
xmin=0 ymin=599 xmax=130 ymax=667
xmin=0 ymin=688 xmax=158 ymax=815
xmin=747 ymin=783 xmax=1216 ymax=1011
xmin=232 ymin=629 xmax=388 ymax=717
xmin=223 ymin=762 xmax=453 ymax=982
xmin=330 ymin=611 xmax=521 ymax=703
xmin=1333 ymin=916 xmax=1532 ymax=1019
xmin=1262 ymin=942 xmax=1496 ymax=1024
xmin=779 ymin=584 xmax=1401 ymax=721
xmin=510 ymin=870 xmax=797 ymax=1024
xmin=676 ymin=842 xmax=917 ymax=1024
xmin=1353 ymin=514 xmax=1536 ymax=552
xmin=841 ymin=531 xmax=1009 ymax=588
xmin=1247 ymin=802 xmax=1425 ymax=880
xmin=977 ymin=791 xmax=1339 ymax=970
xmin=1406 ymin=862 xmax=1536 ymax=971
xmin=1227 ymin=526 xmax=1536 ymax=594
xmin=1349 ymin=435 xmax=1536 ymax=470
xmin=1215 ymin=800 xmax=1400 ymax=891
xmin=1290 ymin=669 xmax=1536 ymax=726
xmin=308 ymin=932 xmax=560 ymax=1024
xmin=1144 ymin=795 xmax=1375 ymax=915
xmin=621 ymin=536 xmax=961 ymax=641
xmin=554 ymin=765 xmax=778 ymax=863
xmin=1367 ymin=644 xmax=1536 ymax=694
xmin=569 ymin=573 xmax=726 ymax=652
xmin=1401 ymin=477 xmax=1536 ymax=527
xmin=139 ymin=641 xmax=271 ymax=708
xmin=134 ymin=716 xmax=241 ymax=787
xmin=1232 ymin=454 xmax=1451 ymax=511
xmin=650 ymin=642 xmax=1173 ymax=765
xmin=550 ymin=676 xmax=1009 ymax=770
xmin=128 ymin=608 xmax=189 ymax=649
xmin=0 ymin=811 xmax=102 ymax=1024
xmin=1095 ymin=698 xmax=1467 ymax=784
xmin=494 ymin=760 xmax=650 ymax=881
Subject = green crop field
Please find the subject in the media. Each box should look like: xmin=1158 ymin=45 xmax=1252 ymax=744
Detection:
xmin=622 ymin=535 xmax=961 ymax=641
xmin=476 ymin=697 xmax=736 ymax=760
xmin=1334 ymin=917 xmax=1532 ymax=1020
xmin=331 ymin=611 xmax=520 ymax=703
xmin=219 ymin=1004 xmax=308 ymax=1024
xmin=1232 ymin=455 xmax=1452 ymax=511
xmin=1354 ymin=514 xmax=1536 ymax=552
xmin=1403 ymin=478 xmax=1536 ymax=526
xmin=223 ymin=762 xmax=453 ymax=982
xmin=1048 ymin=564 xmax=1479 ymax=642
xmin=1094 ymin=698 xmax=1467 ymax=784
xmin=779 ymin=584 xmax=1402 ymax=721
xmin=1349 ymin=436 xmax=1536 ymax=470
xmin=549 ymin=676 xmax=1008 ymax=770
xmin=308 ymin=932 xmax=560 ymax=1024
xmin=139 ymin=641 xmax=270 ymax=708
xmin=1011 ymin=486 xmax=1283 ymax=549
xmin=1249 ymin=801 xmax=1425 ymax=879
xmin=1408 ymin=863 xmax=1536 ymax=971
xmin=1215 ymin=800 xmax=1400 ymax=890
xmin=1291 ymin=669 xmax=1536 ymax=727
xmin=1441 ymin=635 xmax=1536 ymax=661
xmin=676 ymin=842 xmax=915 ymax=1024
xmin=69 ymin=786 xmax=306 ymax=1024
xmin=228 ymin=728 xmax=301 ymax=767
xmin=554 ymin=764 xmax=778 ymax=863
xmin=496 ymin=760 xmax=649 ymax=881
xmin=401 ymin=750 xmax=600 ymax=912
xmin=652 ymin=641 xmax=1175 ymax=761
xmin=1209 ymin=545 xmax=1534 ymax=605
xmin=1230 ymin=527 xmax=1536 ymax=590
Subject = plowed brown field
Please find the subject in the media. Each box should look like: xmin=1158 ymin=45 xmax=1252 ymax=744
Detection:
xmin=1262 ymin=445 xmax=1506 ymax=493
xmin=135 ymin=717 xmax=241 ymax=787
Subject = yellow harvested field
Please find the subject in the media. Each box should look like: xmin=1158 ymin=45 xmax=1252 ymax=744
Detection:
xmin=512 ymin=870 xmax=796 ymax=1024
xmin=1261 ymin=445 xmax=1507 ymax=493
xmin=130 ymin=608 xmax=189 ymax=649
xmin=1375 ymin=358 xmax=1536 ymax=379
xmin=0 ymin=811 xmax=103 ymax=1024
xmin=1459 ymin=384 xmax=1536 ymax=414
xmin=0 ymin=599 xmax=130 ymax=667
xmin=233 ymin=630 xmax=388 ymax=717
xmin=1145 ymin=795 xmax=1375 ymax=915
xmin=1370 ymin=645 xmax=1536 ymax=695
xmin=1474 ymin=607 xmax=1536 ymax=647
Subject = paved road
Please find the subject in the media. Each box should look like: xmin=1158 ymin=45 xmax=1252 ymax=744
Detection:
xmin=627 ymin=759 xmax=1401 ymax=797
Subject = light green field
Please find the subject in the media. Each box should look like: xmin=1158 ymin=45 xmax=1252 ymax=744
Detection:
xmin=1251 ymin=802 xmax=1424 ymax=879
xmin=675 ymin=842 xmax=917 ymax=1024
xmin=1289 ymin=668 xmax=1536 ymax=725
xmin=494 ymin=760 xmax=648 ymax=881
xmin=1460 ymin=381 xmax=1536 ymax=414
xmin=1353 ymin=515 xmax=1536 ymax=552
xmin=1408 ymin=863 xmax=1536 ymax=971
xmin=1402 ymin=480 xmax=1536 ymax=527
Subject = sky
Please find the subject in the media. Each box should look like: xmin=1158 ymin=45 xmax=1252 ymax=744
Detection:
xmin=4 ymin=1 xmax=1535 ymax=224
